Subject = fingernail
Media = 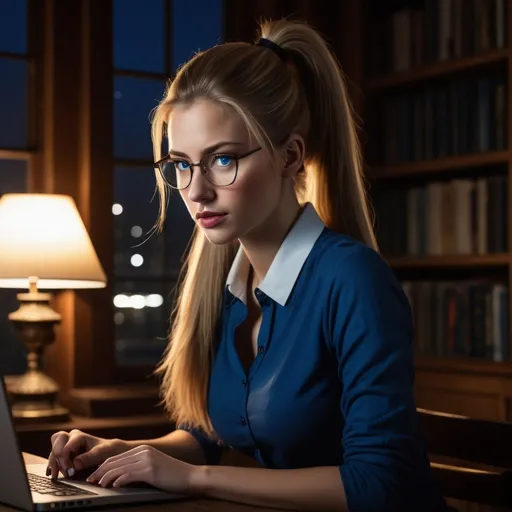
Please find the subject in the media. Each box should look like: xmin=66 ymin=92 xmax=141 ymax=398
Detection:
xmin=67 ymin=468 xmax=75 ymax=478
xmin=46 ymin=467 xmax=50 ymax=477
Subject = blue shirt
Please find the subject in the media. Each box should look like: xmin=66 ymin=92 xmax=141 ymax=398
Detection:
xmin=179 ymin=203 xmax=449 ymax=512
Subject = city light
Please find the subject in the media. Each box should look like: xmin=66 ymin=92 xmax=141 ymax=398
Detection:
xmin=113 ymin=294 xmax=130 ymax=308
xmin=113 ymin=293 xmax=164 ymax=309
xmin=131 ymin=225 xmax=143 ymax=238
xmin=112 ymin=203 xmax=123 ymax=215
xmin=130 ymin=254 xmax=144 ymax=267
xmin=114 ymin=312 xmax=125 ymax=325
xmin=130 ymin=294 xmax=145 ymax=309
xmin=146 ymin=294 xmax=164 ymax=307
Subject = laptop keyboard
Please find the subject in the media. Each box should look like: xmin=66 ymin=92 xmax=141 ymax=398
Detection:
xmin=28 ymin=473 xmax=97 ymax=497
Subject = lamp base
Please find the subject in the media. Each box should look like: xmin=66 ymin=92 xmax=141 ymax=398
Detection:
xmin=7 ymin=370 xmax=69 ymax=423
xmin=6 ymin=282 xmax=70 ymax=424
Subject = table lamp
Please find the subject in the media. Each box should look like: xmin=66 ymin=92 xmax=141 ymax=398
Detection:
xmin=0 ymin=193 xmax=107 ymax=422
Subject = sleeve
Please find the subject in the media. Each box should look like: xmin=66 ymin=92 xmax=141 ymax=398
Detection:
xmin=328 ymin=247 xmax=431 ymax=512
xmin=176 ymin=425 xmax=226 ymax=465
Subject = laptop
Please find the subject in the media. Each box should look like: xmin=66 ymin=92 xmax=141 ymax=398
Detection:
xmin=0 ymin=378 xmax=187 ymax=511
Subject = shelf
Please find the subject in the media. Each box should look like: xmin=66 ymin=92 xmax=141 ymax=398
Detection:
xmin=415 ymin=355 xmax=512 ymax=377
xmin=366 ymin=48 xmax=509 ymax=91
xmin=387 ymin=254 xmax=510 ymax=268
xmin=370 ymin=150 xmax=510 ymax=179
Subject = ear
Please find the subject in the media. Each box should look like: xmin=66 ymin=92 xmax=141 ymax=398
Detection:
xmin=281 ymin=134 xmax=305 ymax=178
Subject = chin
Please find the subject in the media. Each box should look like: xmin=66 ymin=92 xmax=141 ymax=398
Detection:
xmin=201 ymin=227 xmax=239 ymax=246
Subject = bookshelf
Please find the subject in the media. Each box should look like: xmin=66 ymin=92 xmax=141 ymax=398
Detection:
xmin=351 ymin=0 xmax=512 ymax=421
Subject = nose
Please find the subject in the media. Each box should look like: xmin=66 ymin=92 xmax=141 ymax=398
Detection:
xmin=186 ymin=166 xmax=215 ymax=204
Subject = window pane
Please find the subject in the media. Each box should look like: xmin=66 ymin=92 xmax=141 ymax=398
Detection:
xmin=0 ymin=159 xmax=28 ymax=376
xmin=114 ymin=280 xmax=174 ymax=366
xmin=0 ymin=59 xmax=27 ymax=148
xmin=114 ymin=76 xmax=165 ymax=160
xmin=0 ymin=0 xmax=26 ymax=54
xmin=172 ymin=0 xmax=223 ymax=70
xmin=114 ymin=166 xmax=165 ymax=278
xmin=114 ymin=0 xmax=165 ymax=73
xmin=0 ymin=158 xmax=27 ymax=193
xmin=113 ymin=166 xmax=193 ymax=279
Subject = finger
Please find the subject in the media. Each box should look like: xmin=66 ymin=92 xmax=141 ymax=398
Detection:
xmin=97 ymin=462 xmax=143 ymax=488
xmin=56 ymin=431 xmax=85 ymax=478
xmin=73 ymin=443 xmax=109 ymax=471
xmin=50 ymin=432 xmax=71 ymax=477
xmin=93 ymin=444 xmax=147 ymax=467
xmin=47 ymin=452 xmax=62 ymax=480
xmin=60 ymin=434 xmax=88 ymax=475
xmin=112 ymin=469 xmax=145 ymax=489
xmin=88 ymin=451 xmax=146 ymax=483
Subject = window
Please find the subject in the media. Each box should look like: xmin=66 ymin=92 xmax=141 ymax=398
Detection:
xmin=112 ymin=0 xmax=223 ymax=367
xmin=0 ymin=0 xmax=34 ymax=375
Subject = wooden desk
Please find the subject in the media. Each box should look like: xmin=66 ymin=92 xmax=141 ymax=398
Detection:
xmin=15 ymin=453 xmax=284 ymax=512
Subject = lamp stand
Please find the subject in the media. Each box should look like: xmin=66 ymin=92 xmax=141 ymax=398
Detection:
xmin=7 ymin=277 xmax=69 ymax=423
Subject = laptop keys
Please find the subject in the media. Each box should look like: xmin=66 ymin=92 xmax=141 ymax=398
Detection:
xmin=28 ymin=473 xmax=97 ymax=496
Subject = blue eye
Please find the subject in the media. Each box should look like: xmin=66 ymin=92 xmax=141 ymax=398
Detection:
xmin=216 ymin=155 xmax=233 ymax=167
xmin=176 ymin=161 xmax=190 ymax=172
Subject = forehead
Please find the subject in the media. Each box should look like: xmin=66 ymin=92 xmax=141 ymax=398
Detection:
xmin=167 ymin=99 xmax=248 ymax=148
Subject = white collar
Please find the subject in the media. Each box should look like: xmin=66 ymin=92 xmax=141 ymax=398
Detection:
xmin=226 ymin=203 xmax=325 ymax=306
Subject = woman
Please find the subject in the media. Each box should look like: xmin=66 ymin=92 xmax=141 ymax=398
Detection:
xmin=47 ymin=19 xmax=450 ymax=512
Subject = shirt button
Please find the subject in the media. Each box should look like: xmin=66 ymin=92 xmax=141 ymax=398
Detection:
xmin=258 ymin=345 xmax=264 ymax=354
xmin=241 ymin=417 xmax=247 ymax=426
xmin=242 ymin=379 xmax=247 ymax=386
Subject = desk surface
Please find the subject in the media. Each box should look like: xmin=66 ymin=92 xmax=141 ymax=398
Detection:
xmin=15 ymin=453 xmax=283 ymax=512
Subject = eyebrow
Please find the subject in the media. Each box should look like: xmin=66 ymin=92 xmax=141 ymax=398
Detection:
xmin=169 ymin=141 xmax=245 ymax=159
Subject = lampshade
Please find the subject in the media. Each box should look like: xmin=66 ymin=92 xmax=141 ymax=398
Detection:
xmin=0 ymin=193 xmax=107 ymax=289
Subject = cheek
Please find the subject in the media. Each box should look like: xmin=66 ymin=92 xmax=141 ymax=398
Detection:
xmin=228 ymin=166 xmax=279 ymax=200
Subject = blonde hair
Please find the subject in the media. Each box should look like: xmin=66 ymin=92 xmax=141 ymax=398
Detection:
xmin=151 ymin=19 xmax=378 ymax=435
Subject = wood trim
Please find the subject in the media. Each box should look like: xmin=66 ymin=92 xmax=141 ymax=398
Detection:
xmin=0 ymin=148 xmax=33 ymax=159
xmin=365 ymin=48 xmax=509 ymax=91
xmin=507 ymin=0 xmax=512 ymax=368
xmin=31 ymin=0 xmax=115 ymax=408
xmin=386 ymin=254 xmax=510 ymax=268
xmin=114 ymin=68 xmax=168 ymax=81
xmin=370 ymin=150 xmax=510 ymax=178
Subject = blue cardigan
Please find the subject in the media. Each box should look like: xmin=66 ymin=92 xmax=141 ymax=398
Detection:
xmin=179 ymin=203 xmax=449 ymax=512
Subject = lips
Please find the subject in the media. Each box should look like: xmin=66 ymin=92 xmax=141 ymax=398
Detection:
xmin=195 ymin=211 xmax=226 ymax=220
xmin=197 ymin=213 xmax=227 ymax=229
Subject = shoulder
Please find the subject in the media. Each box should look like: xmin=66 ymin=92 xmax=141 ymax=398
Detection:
xmin=311 ymin=230 xmax=412 ymax=322
xmin=312 ymin=229 xmax=398 ymax=288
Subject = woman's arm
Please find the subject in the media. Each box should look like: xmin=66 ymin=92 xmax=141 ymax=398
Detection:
xmin=191 ymin=464 xmax=347 ymax=512
xmin=124 ymin=429 xmax=207 ymax=465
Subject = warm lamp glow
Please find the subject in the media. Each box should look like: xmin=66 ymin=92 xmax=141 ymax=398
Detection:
xmin=0 ymin=193 xmax=107 ymax=290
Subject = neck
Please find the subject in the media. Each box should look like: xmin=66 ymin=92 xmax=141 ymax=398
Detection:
xmin=239 ymin=196 xmax=302 ymax=288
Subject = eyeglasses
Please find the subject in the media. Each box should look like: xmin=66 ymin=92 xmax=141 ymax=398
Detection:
xmin=154 ymin=147 xmax=262 ymax=190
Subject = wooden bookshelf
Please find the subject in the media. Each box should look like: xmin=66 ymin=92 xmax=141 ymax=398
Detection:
xmin=345 ymin=0 xmax=512 ymax=424
xmin=387 ymin=254 xmax=510 ymax=269
xmin=415 ymin=355 xmax=512 ymax=377
xmin=371 ymin=151 xmax=510 ymax=179
xmin=366 ymin=48 xmax=509 ymax=91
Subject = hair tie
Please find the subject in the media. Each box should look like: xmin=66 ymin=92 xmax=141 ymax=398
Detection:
xmin=256 ymin=38 xmax=288 ymax=62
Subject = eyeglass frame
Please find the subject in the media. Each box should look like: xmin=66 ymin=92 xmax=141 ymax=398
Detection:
xmin=153 ymin=146 xmax=263 ymax=190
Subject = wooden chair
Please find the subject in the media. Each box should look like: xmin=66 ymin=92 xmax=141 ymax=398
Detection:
xmin=417 ymin=408 xmax=512 ymax=508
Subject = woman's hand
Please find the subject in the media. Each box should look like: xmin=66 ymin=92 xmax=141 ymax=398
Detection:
xmin=86 ymin=444 xmax=198 ymax=495
xmin=48 ymin=430 xmax=128 ymax=479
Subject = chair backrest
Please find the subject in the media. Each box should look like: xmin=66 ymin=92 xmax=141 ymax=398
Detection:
xmin=417 ymin=408 xmax=512 ymax=507
xmin=418 ymin=408 xmax=512 ymax=467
